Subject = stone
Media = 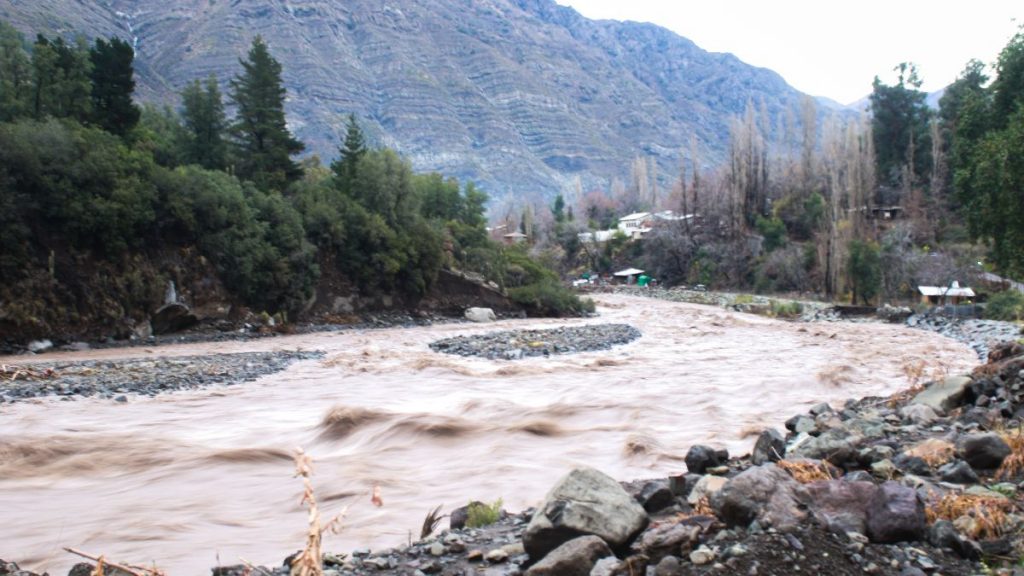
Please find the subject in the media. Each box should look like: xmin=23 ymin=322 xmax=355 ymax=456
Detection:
xmin=485 ymin=548 xmax=508 ymax=563
xmin=589 ymin=557 xmax=624 ymax=576
xmin=865 ymin=481 xmax=926 ymax=544
xmin=654 ymin=555 xmax=681 ymax=576
xmin=668 ymin=473 xmax=702 ymax=498
xmin=524 ymin=467 xmax=649 ymax=561
xmin=809 ymin=402 xmax=833 ymax=416
xmin=712 ymin=464 xmax=809 ymax=531
xmin=464 ymin=307 xmax=497 ymax=322
xmin=911 ymin=376 xmax=973 ymax=414
xmin=871 ymin=459 xmax=896 ymax=479
xmin=785 ymin=415 xmax=817 ymax=434
xmin=938 ymin=460 xmax=979 ymax=484
xmin=524 ymin=535 xmax=612 ymax=576
xmin=805 ymin=480 xmax=878 ymax=535
xmin=151 ymin=302 xmax=198 ymax=335
xmin=634 ymin=522 xmax=700 ymax=563
xmin=687 ymin=475 xmax=727 ymax=505
xmin=893 ymin=455 xmax=932 ymax=476
xmin=685 ymin=445 xmax=725 ymax=474
xmin=928 ymin=520 xmax=981 ymax=559
xmin=429 ymin=542 xmax=444 ymax=556
xmin=858 ymin=445 xmax=895 ymax=465
xmin=899 ymin=404 xmax=939 ymax=426
xmin=636 ymin=480 xmax=675 ymax=513
xmin=689 ymin=545 xmax=715 ymax=565
xmin=791 ymin=429 xmax=861 ymax=467
xmin=450 ymin=501 xmax=485 ymax=530
xmin=958 ymin=433 xmax=1012 ymax=470
xmin=751 ymin=428 xmax=786 ymax=465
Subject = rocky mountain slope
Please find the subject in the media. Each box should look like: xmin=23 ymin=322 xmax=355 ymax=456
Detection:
xmin=1 ymin=0 xmax=813 ymax=204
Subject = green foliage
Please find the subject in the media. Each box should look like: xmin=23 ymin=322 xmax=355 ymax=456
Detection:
xmin=181 ymin=74 xmax=227 ymax=170
xmin=229 ymin=35 xmax=304 ymax=191
xmin=984 ymin=290 xmax=1024 ymax=322
xmin=503 ymin=247 xmax=592 ymax=316
xmin=136 ymin=103 xmax=187 ymax=167
xmin=770 ymin=300 xmax=804 ymax=318
xmin=466 ymin=499 xmax=503 ymax=528
xmin=870 ymin=63 xmax=932 ymax=186
xmin=755 ymin=215 xmax=786 ymax=252
xmin=89 ymin=37 xmax=140 ymax=135
xmin=773 ymin=192 xmax=824 ymax=241
xmin=31 ymin=34 xmax=93 ymax=123
xmin=331 ymin=113 xmax=366 ymax=190
xmin=847 ymin=239 xmax=882 ymax=305
xmin=0 ymin=22 xmax=32 ymax=121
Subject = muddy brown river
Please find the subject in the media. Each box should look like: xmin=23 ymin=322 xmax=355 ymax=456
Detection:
xmin=0 ymin=295 xmax=977 ymax=574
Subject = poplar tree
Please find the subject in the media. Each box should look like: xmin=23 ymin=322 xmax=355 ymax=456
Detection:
xmin=229 ymin=35 xmax=304 ymax=191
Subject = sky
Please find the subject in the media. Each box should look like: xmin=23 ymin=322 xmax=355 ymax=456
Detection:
xmin=557 ymin=1 xmax=1020 ymax=105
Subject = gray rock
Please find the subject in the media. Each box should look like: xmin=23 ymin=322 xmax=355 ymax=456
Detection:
xmin=525 ymin=535 xmax=612 ymax=576
xmin=524 ymin=467 xmax=649 ymax=561
xmin=685 ymin=445 xmax=725 ymax=474
xmin=634 ymin=522 xmax=700 ymax=563
xmin=27 ymin=339 xmax=53 ymax=353
xmin=790 ymin=429 xmax=860 ymax=467
xmin=464 ymin=307 xmax=497 ymax=322
xmin=911 ymin=376 xmax=973 ymax=414
xmin=653 ymin=555 xmax=681 ymax=576
xmin=899 ymin=404 xmax=939 ymax=426
xmin=635 ymin=481 xmax=674 ymax=513
xmin=937 ymin=460 xmax=979 ymax=484
xmin=805 ymin=480 xmax=878 ymax=534
xmin=668 ymin=473 xmax=701 ymax=498
xmin=687 ymin=475 xmax=727 ymax=505
xmin=865 ymin=481 xmax=926 ymax=543
xmin=151 ymin=302 xmax=198 ymax=335
xmin=785 ymin=415 xmax=817 ymax=434
xmin=928 ymin=520 xmax=981 ymax=560
xmin=689 ymin=545 xmax=715 ymax=565
xmin=958 ymin=433 xmax=1012 ymax=470
xmin=589 ymin=557 xmax=624 ymax=576
xmin=712 ymin=464 xmax=809 ymax=531
xmin=751 ymin=428 xmax=785 ymax=465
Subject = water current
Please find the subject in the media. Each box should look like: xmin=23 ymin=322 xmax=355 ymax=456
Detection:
xmin=0 ymin=294 xmax=978 ymax=573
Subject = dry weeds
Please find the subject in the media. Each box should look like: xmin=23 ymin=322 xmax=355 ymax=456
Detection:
xmin=63 ymin=548 xmax=164 ymax=576
xmin=997 ymin=427 xmax=1024 ymax=480
xmin=291 ymin=449 xmax=347 ymax=576
xmin=925 ymin=492 xmax=1013 ymax=540
xmin=777 ymin=459 xmax=837 ymax=483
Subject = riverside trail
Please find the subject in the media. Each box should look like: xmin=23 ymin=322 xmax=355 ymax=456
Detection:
xmin=0 ymin=294 xmax=978 ymax=574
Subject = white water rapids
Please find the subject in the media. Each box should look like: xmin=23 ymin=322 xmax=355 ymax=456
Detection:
xmin=0 ymin=294 xmax=978 ymax=574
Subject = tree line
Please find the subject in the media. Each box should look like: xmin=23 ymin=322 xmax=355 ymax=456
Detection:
xmin=0 ymin=23 xmax=589 ymax=339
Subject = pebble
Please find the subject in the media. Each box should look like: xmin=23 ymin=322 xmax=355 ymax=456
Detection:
xmin=429 ymin=324 xmax=641 ymax=360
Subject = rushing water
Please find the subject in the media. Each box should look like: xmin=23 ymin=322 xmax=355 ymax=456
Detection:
xmin=0 ymin=295 xmax=977 ymax=574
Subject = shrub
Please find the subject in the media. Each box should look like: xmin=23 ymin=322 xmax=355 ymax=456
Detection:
xmin=985 ymin=290 xmax=1024 ymax=321
xmin=466 ymin=499 xmax=503 ymax=528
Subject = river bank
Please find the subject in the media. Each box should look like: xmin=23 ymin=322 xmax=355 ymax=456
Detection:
xmin=0 ymin=294 xmax=982 ymax=574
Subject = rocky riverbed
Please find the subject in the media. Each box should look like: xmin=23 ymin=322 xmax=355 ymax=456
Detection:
xmin=0 ymin=350 xmax=323 ymax=403
xmin=428 ymin=324 xmax=642 ymax=360
xmin=9 ymin=343 xmax=1024 ymax=576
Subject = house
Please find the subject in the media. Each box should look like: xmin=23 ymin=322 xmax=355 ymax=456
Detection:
xmin=918 ymin=281 xmax=976 ymax=305
xmin=617 ymin=212 xmax=653 ymax=239
xmin=502 ymin=231 xmax=528 ymax=245
xmin=613 ymin=267 xmax=645 ymax=284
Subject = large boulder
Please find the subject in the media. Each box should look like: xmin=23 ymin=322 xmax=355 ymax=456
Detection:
xmin=524 ymin=467 xmax=649 ymax=561
xmin=524 ymin=535 xmax=612 ymax=576
xmin=911 ymin=376 xmax=973 ymax=415
xmin=957 ymin=433 xmax=1012 ymax=471
xmin=865 ymin=481 xmax=926 ymax=543
xmin=464 ymin=307 xmax=497 ymax=322
xmin=151 ymin=302 xmax=198 ymax=335
xmin=805 ymin=480 xmax=878 ymax=534
xmin=711 ymin=464 xmax=809 ymax=531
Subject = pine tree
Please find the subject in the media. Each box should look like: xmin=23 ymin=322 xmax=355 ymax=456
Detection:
xmin=229 ymin=35 xmax=304 ymax=191
xmin=89 ymin=37 xmax=139 ymax=135
xmin=331 ymin=113 xmax=367 ymax=192
xmin=181 ymin=74 xmax=227 ymax=169
xmin=0 ymin=22 xmax=31 ymax=121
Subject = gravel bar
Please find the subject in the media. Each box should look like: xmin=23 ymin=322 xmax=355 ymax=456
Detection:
xmin=429 ymin=323 xmax=641 ymax=360
xmin=0 ymin=350 xmax=324 ymax=403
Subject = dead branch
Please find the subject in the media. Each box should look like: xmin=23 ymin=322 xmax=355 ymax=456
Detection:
xmin=63 ymin=548 xmax=164 ymax=576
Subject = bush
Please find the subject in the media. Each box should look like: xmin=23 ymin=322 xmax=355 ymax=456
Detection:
xmin=466 ymin=499 xmax=503 ymax=528
xmin=985 ymin=290 xmax=1024 ymax=321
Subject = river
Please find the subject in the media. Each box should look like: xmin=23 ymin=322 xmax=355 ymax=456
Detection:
xmin=0 ymin=294 xmax=978 ymax=574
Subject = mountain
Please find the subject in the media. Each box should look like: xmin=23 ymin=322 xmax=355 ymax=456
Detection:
xmin=1 ymin=0 xmax=812 ymax=205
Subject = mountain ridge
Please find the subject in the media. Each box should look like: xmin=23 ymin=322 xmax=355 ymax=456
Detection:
xmin=1 ymin=0 xmax=816 ymax=205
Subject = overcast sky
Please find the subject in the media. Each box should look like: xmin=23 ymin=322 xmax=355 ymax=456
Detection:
xmin=557 ymin=1 xmax=1020 ymax=105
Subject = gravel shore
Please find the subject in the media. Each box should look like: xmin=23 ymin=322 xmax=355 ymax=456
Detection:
xmin=0 ymin=350 xmax=323 ymax=403
xmin=429 ymin=324 xmax=642 ymax=360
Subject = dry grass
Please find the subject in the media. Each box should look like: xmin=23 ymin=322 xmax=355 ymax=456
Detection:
xmin=997 ymin=427 xmax=1024 ymax=480
xmin=925 ymin=492 xmax=1013 ymax=540
xmin=777 ymin=459 xmax=837 ymax=483
xmin=291 ymin=449 xmax=347 ymax=576
xmin=904 ymin=439 xmax=956 ymax=467
xmin=63 ymin=548 xmax=164 ymax=576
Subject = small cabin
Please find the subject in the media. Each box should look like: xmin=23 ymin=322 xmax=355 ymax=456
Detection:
xmin=918 ymin=281 xmax=975 ymax=305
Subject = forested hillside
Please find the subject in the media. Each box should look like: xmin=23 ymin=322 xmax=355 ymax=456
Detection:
xmin=0 ymin=25 xmax=588 ymax=344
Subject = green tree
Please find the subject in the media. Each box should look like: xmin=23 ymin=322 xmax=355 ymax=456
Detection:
xmin=229 ymin=35 xmax=304 ymax=191
xmin=331 ymin=113 xmax=366 ymax=191
xmin=0 ymin=22 xmax=31 ymax=121
xmin=89 ymin=37 xmax=139 ymax=135
xmin=870 ymin=63 xmax=932 ymax=186
xmin=31 ymin=35 xmax=92 ymax=122
xmin=181 ymin=74 xmax=227 ymax=170
xmin=847 ymin=239 xmax=881 ymax=305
